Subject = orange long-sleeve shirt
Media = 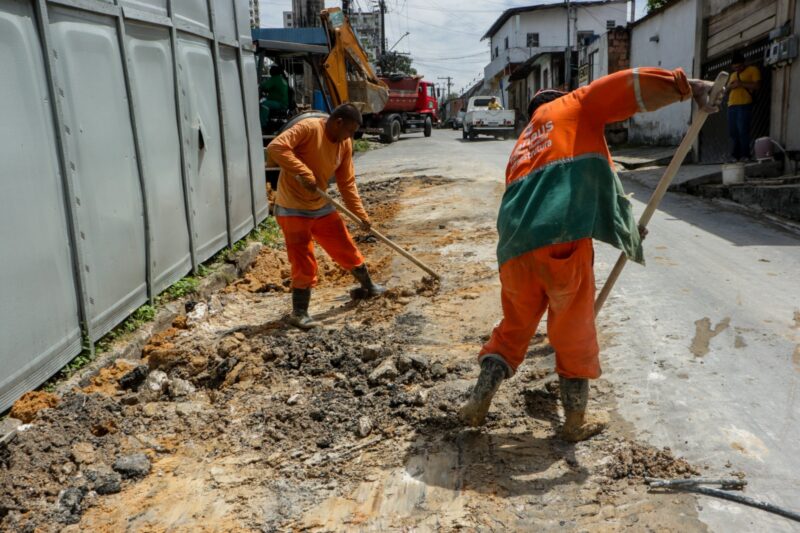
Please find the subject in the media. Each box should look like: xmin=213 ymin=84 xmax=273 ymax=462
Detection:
xmin=267 ymin=118 xmax=369 ymax=221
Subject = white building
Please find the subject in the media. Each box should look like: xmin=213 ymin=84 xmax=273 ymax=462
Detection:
xmin=249 ymin=0 xmax=260 ymax=28
xmin=283 ymin=11 xmax=295 ymax=28
xmin=481 ymin=0 xmax=629 ymax=105
xmin=628 ymin=0 xmax=701 ymax=145
xmin=349 ymin=10 xmax=382 ymax=62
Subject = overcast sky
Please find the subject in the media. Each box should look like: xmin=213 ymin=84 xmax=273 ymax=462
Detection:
xmin=258 ymin=1 xmax=649 ymax=94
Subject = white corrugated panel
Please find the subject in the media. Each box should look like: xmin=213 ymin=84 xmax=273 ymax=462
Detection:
xmin=125 ymin=22 xmax=192 ymax=293
xmin=49 ymin=6 xmax=147 ymax=340
xmin=0 ymin=0 xmax=82 ymax=412
xmin=177 ymin=33 xmax=228 ymax=262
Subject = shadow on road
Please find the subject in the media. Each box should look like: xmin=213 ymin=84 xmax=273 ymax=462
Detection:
xmin=623 ymin=178 xmax=800 ymax=248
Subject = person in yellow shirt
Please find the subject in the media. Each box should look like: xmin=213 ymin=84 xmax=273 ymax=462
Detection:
xmin=267 ymin=104 xmax=385 ymax=329
xmin=488 ymin=97 xmax=503 ymax=110
xmin=727 ymin=51 xmax=761 ymax=161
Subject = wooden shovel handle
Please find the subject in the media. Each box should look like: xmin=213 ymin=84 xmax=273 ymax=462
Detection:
xmin=594 ymin=71 xmax=729 ymax=316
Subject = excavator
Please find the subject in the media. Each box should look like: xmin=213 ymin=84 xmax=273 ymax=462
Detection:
xmin=259 ymin=7 xmax=438 ymax=187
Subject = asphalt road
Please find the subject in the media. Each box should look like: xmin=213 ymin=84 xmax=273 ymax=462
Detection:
xmin=358 ymin=128 xmax=800 ymax=532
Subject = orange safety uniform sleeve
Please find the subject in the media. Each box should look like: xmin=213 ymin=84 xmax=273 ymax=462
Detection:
xmin=577 ymin=67 xmax=692 ymax=125
xmin=266 ymin=120 xmax=317 ymax=189
xmin=333 ymin=142 xmax=370 ymax=222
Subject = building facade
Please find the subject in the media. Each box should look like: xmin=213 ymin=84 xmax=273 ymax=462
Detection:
xmin=628 ymin=0 xmax=700 ymax=145
xmin=283 ymin=11 xmax=295 ymax=28
xmin=481 ymin=0 xmax=629 ymax=106
xmin=619 ymin=0 xmax=798 ymax=161
xmin=249 ymin=0 xmax=260 ymax=28
xmin=349 ymin=10 xmax=382 ymax=63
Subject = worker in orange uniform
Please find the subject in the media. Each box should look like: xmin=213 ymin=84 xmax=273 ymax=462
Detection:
xmin=267 ymin=104 xmax=384 ymax=329
xmin=460 ymin=68 xmax=720 ymax=441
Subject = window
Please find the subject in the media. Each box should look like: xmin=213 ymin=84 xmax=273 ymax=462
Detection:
xmin=526 ymin=33 xmax=539 ymax=47
xmin=504 ymin=36 xmax=509 ymax=49
xmin=577 ymin=31 xmax=594 ymax=46
xmin=494 ymin=46 xmax=499 ymax=58
xmin=474 ymin=97 xmax=493 ymax=107
xmin=606 ymin=20 xmax=616 ymax=30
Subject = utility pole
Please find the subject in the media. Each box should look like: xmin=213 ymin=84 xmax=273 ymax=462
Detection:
xmin=438 ymin=76 xmax=453 ymax=98
xmin=378 ymin=0 xmax=387 ymax=55
xmin=565 ymin=0 xmax=572 ymax=89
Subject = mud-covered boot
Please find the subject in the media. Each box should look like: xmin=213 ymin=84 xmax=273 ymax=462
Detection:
xmin=459 ymin=356 xmax=511 ymax=427
xmin=287 ymin=288 xmax=319 ymax=330
xmin=349 ymin=264 xmax=386 ymax=299
xmin=559 ymin=376 xmax=608 ymax=442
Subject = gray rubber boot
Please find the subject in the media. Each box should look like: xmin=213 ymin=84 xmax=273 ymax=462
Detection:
xmin=350 ymin=264 xmax=386 ymax=299
xmin=559 ymin=376 xmax=607 ymax=442
xmin=287 ymin=288 xmax=319 ymax=330
xmin=459 ymin=357 xmax=510 ymax=427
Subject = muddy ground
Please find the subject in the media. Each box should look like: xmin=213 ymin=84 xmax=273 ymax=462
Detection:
xmin=1 ymin=175 xmax=716 ymax=532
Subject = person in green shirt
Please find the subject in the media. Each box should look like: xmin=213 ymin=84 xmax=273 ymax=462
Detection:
xmin=260 ymin=64 xmax=290 ymax=129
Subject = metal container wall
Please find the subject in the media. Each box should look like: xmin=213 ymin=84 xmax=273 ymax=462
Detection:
xmin=49 ymin=6 xmax=149 ymax=339
xmin=0 ymin=0 xmax=265 ymax=413
xmin=0 ymin=0 xmax=82 ymax=412
xmin=125 ymin=22 xmax=192 ymax=293
xmin=241 ymin=52 xmax=269 ymax=222
xmin=119 ymin=0 xmax=167 ymax=16
xmin=177 ymin=34 xmax=228 ymax=262
xmin=173 ymin=0 xmax=209 ymax=33
xmin=219 ymin=44 xmax=255 ymax=241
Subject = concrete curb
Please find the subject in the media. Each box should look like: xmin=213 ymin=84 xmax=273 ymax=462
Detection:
xmin=0 ymin=241 xmax=265 ymax=446
xmin=710 ymin=198 xmax=800 ymax=237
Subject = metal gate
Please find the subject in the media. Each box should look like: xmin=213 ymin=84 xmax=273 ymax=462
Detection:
xmin=699 ymin=41 xmax=772 ymax=163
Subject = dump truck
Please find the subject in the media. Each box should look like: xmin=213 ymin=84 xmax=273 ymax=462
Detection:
xmin=364 ymin=75 xmax=438 ymax=143
xmin=319 ymin=8 xmax=437 ymax=143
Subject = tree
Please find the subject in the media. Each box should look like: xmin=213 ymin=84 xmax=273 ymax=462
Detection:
xmin=647 ymin=0 xmax=670 ymax=11
xmin=378 ymin=52 xmax=417 ymax=76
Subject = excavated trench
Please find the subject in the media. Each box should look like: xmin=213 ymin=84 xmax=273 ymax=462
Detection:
xmin=1 ymin=176 xmax=713 ymax=532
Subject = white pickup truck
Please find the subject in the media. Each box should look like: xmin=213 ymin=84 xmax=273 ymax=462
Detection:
xmin=463 ymin=96 xmax=516 ymax=140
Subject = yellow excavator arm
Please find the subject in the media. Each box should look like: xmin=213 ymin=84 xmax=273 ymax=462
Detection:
xmin=320 ymin=8 xmax=389 ymax=114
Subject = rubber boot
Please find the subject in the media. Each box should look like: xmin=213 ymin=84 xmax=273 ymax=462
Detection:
xmin=349 ymin=264 xmax=386 ymax=300
xmin=559 ymin=376 xmax=608 ymax=442
xmin=459 ymin=356 xmax=511 ymax=427
xmin=287 ymin=288 xmax=319 ymax=330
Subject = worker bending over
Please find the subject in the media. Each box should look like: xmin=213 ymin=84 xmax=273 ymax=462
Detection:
xmin=460 ymin=68 xmax=718 ymax=441
xmin=267 ymin=104 xmax=384 ymax=329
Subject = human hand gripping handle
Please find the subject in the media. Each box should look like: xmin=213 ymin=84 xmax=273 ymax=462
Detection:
xmin=594 ymin=71 xmax=729 ymax=316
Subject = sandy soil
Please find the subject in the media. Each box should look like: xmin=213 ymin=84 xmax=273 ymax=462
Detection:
xmin=0 ymin=175 xmax=711 ymax=532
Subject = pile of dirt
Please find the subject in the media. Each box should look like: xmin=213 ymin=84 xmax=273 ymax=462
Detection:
xmin=226 ymin=246 xmax=292 ymax=294
xmin=0 ymin=393 xmax=129 ymax=529
xmin=81 ymin=360 xmax=135 ymax=396
xmin=9 ymin=391 xmax=60 ymax=424
xmin=606 ymin=439 xmax=700 ymax=480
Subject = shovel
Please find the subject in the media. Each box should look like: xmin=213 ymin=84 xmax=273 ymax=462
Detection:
xmin=594 ymin=71 xmax=729 ymax=315
xmin=294 ymin=176 xmax=440 ymax=280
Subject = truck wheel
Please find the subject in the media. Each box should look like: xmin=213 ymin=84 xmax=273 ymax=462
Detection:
xmin=424 ymin=117 xmax=432 ymax=137
xmin=390 ymin=119 xmax=401 ymax=142
xmin=381 ymin=118 xmax=401 ymax=144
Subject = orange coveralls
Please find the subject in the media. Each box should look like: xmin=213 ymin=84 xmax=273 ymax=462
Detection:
xmin=267 ymin=118 xmax=370 ymax=289
xmin=481 ymin=68 xmax=692 ymax=379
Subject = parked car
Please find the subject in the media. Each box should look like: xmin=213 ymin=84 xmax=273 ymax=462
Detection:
xmin=462 ymin=97 xmax=515 ymax=140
